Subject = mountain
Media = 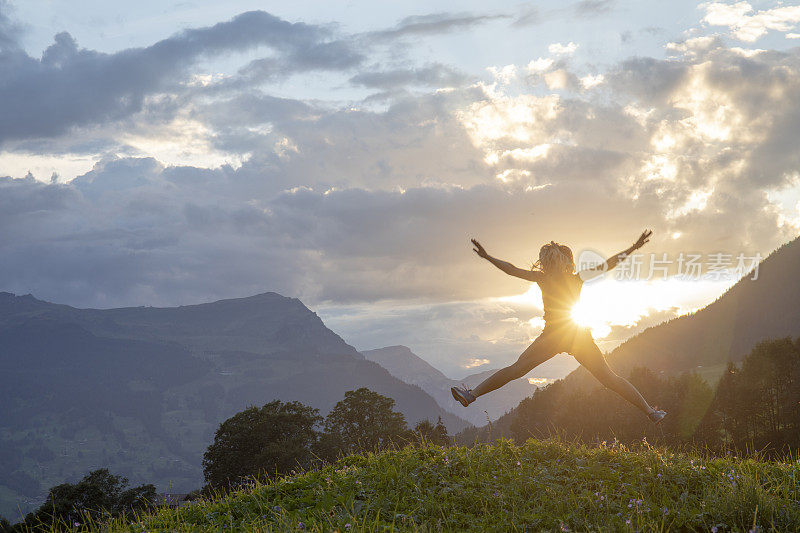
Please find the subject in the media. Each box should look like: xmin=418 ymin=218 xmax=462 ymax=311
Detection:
xmin=458 ymin=234 xmax=800 ymax=441
xmin=0 ymin=292 xmax=469 ymax=520
xmin=361 ymin=345 xmax=538 ymax=426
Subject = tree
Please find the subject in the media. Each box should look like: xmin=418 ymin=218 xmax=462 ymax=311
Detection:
xmin=321 ymin=387 xmax=410 ymax=458
xmin=413 ymin=417 xmax=450 ymax=445
xmin=202 ymin=400 xmax=322 ymax=491
xmin=23 ymin=469 xmax=154 ymax=530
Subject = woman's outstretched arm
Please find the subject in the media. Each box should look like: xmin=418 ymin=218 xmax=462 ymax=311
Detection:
xmin=579 ymin=229 xmax=652 ymax=281
xmin=471 ymin=238 xmax=541 ymax=282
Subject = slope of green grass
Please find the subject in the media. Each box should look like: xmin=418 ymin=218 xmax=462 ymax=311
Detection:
xmin=81 ymin=439 xmax=800 ymax=531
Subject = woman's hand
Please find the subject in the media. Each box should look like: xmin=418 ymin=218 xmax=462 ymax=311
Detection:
xmin=632 ymin=229 xmax=653 ymax=251
xmin=471 ymin=238 xmax=489 ymax=259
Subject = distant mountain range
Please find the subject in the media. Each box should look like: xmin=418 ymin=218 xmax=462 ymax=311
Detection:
xmin=0 ymin=292 xmax=469 ymax=520
xmin=459 ymin=234 xmax=800 ymax=441
xmin=361 ymin=345 xmax=537 ymax=426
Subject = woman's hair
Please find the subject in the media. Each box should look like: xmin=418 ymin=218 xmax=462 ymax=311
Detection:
xmin=533 ymin=241 xmax=575 ymax=274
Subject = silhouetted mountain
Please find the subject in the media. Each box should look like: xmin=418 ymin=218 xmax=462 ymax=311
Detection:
xmin=0 ymin=292 xmax=468 ymax=519
xmin=362 ymin=345 xmax=538 ymax=426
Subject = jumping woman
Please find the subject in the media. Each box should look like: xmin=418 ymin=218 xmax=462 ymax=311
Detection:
xmin=451 ymin=230 xmax=667 ymax=424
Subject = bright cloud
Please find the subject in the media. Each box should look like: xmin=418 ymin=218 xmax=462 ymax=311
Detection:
xmin=702 ymin=2 xmax=800 ymax=42
xmin=548 ymin=41 xmax=578 ymax=55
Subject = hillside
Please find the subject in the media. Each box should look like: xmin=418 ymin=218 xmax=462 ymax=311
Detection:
xmin=0 ymin=292 xmax=469 ymax=520
xmin=362 ymin=345 xmax=537 ymax=426
xmin=90 ymin=439 xmax=799 ymax=532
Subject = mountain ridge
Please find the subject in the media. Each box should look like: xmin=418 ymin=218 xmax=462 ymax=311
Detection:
xmin=362 ymin=345 xmax=538 ymax=426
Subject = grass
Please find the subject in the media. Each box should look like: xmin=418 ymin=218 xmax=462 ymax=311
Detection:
xmin=48 ymin=438 xmax=800 ymax=532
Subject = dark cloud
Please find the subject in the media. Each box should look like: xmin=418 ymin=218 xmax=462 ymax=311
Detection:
xmin=0 ymin=10 xmax=362 ymax=144
xmin=574 ymin=0 xmax=616 ymax=16
xmin=511 ymin=1 xmax=616 ymax=29
xmin=4 ymin=40 xmax=800 ymax=310
xmin=199 ymin=87 xmax=492 ymax=193
xmin=349 ymin=63 xmax=470 ymax=90
xmin=237 ymin=39 xmax=362 ymax=82
xmin=511 ymin=6 xmax=540 ymax=28
xmin=0 ymin=0 xmax=22 ymax=51
xmin=607 ymin=56 xmax=689 ymax=102
xmin=367 ymin=12 xmax=510 ymax=42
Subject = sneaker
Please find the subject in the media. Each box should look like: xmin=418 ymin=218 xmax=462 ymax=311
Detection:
xmin=649 ymin=409 xmax=667 ymax=424
xmin=451 ymin=385 xmax=476 ymax=407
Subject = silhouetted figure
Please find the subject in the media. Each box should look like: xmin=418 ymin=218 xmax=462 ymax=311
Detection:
xmin=451 ymin=230 xmax=666 ymax=424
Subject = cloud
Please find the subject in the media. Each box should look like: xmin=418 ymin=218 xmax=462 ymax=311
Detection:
xmin=3 ymin=7 xmax=800 ymax=373
xmin=702 ymin=1 xmax=800 ymax=42
xmin=0 ymin=10 xmax=362 ymax=144
xmin=367 ymin=12 xmax=509 ymax=42
xmin=511 ymin=6 xmax=540 ymax=28
xmin=349 ymin=63 xmax=470 ymax=90
xmin=574 ymin=0 xmax=616 ymax=17
xmin=548 ymin=42 xmax=579 ymax=56
xmin=4 ymin=36 xmax=800 ymax=312
xmin=0 ymin=0 xmax=22 ymax=50
xmin=463 ymin=358 xmax=490 ymax=369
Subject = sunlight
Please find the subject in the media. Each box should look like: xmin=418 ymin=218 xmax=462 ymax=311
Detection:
xmin=570 ymin=300 xmax=612 ymax=338
xmin=498 ymin=275 xmax=736 ymax=341
xmin=527 ymin=377 xmax=551 ymax=386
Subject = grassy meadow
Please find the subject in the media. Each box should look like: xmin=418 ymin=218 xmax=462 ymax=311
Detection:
xmin=34 ymin=438 xmax=800 ymax=532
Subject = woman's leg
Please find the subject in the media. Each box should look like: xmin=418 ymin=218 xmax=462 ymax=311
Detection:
xmin=571 ymin=334 xmax=655 ymax=416
xmin=471 ymin=333 xmax=559 ymax=398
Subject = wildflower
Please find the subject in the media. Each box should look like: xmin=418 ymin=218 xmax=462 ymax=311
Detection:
xmin=711 ymin=527 xmax=718 ymax=533
xmin=656 ymin=473 xmax=662 ymax=478
xmin=74 ymin=522 xmax=80 ymax=527
xmin=516 ymin=461 xmax=521 ymax=466
xmin=626 ymin=519 xmax=631 ymax=525
xmin=345 ymin=524 xmax=351 ymax=531
xmin=663 ymin=507 xmax=668 ymax=515
xmin=274 ymin=505 xmax=281 ymax=511
xmin=298 ymin=522 xmax=305 ymax=530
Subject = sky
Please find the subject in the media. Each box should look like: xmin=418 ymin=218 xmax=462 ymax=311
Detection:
xmin=2 ymin=1 xmax=800 ymax=379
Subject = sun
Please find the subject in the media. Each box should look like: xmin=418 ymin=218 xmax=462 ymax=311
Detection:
xmin=570 ymin=300 xmax=612 ymax=338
